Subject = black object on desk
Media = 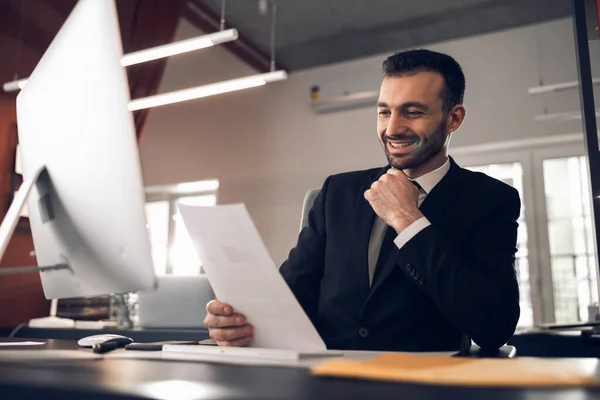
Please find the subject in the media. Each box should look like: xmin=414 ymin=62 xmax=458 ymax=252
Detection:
xmin=93 ymin=341 xmax=120 ymax=354
xmin=509 ymin=330 xmax=600 ymax=358
xmin=76 ymin=334 xmax=133 ymax=354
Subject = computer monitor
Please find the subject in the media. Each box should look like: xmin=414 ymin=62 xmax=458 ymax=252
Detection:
xmin=1 ymin=0 xmax=157 ymax=299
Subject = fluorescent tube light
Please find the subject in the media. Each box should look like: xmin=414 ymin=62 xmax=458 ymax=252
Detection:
xmin=528 ymin=78 xmax=600 ymax=95
xmin=121 ymin=29 xmax=238 ymax=67
xmin=534 ymin=110 xmax=600 ymax=122
xmin=128 ymin=70 xmax=287 ymax=111
xmin=3 ymin=78 xmax=29 ymax=92
xmin=3 ymin=30 xmax=239 ymax=92
xmin=145 ymin=179 xmax=220 ymax=196
xmin=176 ymin=180 xmax=220 ymax=192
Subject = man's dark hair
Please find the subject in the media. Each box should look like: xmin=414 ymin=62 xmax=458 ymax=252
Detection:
xmin=382 ymin=49 xmax=465 ymax=114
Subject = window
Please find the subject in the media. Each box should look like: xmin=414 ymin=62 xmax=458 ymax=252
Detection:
xmin=465 ymin=162 xmax=533 ymax=328
xmin=455 ymin=138 xmax=599 ymax=327
xmin=170 ymin=195 xmax=216 ymax=275
xmin=542 ymin=156 xmax=597 ymax=323
xmin=145 ymin=180 xmax=219 ymax=275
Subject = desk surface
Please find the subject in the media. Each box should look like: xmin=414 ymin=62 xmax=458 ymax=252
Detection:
xmin=0 ymin=325 xmax=210 ymax=343
xmin=0 ymin=338 xmax=600 ymax=400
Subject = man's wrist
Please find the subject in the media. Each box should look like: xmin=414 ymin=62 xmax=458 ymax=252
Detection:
xmin=390 ymin=210 xmax=424 ymax=234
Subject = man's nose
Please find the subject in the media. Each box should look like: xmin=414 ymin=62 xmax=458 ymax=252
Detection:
xmin=386 ymin=113 xmax=409 ymax=135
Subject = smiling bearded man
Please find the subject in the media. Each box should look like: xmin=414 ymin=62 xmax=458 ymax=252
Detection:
xmin=204 ymin=49 xmax=521 ymax=354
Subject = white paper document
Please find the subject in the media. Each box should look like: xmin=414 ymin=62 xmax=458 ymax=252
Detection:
xmin=177 ymin=203 xmax=326 ymax=351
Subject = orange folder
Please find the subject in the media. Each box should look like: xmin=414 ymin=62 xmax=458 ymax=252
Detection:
xmin=311 ymin=353 xmax=600 ymax=387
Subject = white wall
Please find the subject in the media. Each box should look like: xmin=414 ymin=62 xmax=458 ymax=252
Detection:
xmin=140 ymin=17 xmax=600 ymax=265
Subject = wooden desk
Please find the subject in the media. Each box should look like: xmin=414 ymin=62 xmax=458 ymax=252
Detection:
xmin=0 ymin=338 xmax=600 ymax=399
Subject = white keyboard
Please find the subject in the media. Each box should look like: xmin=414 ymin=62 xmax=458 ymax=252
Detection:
xmin=162 ymin=345 xmax=342 ymax=361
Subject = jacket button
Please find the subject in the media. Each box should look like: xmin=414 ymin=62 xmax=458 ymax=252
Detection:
xmin=405 ymin=263 xmax=411 ymax=272
xmin=418 ymin=277 xmax=424 ymax=285
xmin=410 ymin=269 xmax=416 ymax=277
xmin=358 ymin=327 xmax=369 ymax=338
xmin=414 ymin=271 xmax=420 ymax=280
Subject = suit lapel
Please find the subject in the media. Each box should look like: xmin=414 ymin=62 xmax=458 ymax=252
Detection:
xmin=352 ymin=166 xmax=387 ymax=302
xmin=367 ymin=157 xmax=465 ymax=298
xmin=418 ymin=157 xmax=464 ymax=223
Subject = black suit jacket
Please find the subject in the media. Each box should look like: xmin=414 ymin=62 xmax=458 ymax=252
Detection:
xmin=280 ymin=157 xmax=521 ymax=352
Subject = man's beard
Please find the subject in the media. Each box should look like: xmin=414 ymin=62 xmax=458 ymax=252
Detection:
xmin=382 ymin=120 xmax=447 ymax=170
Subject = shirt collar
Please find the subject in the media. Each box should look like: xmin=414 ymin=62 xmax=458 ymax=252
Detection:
xmin=409 ymin=158 xmax=451 ymax=195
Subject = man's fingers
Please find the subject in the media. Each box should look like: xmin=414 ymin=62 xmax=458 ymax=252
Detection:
xmin=206 ymin=300 xmax=233 ymax=316
xmin=386 ymin=167 xmax=405 ymax=176
xmin=204 ymin=313 xmax=246 ymax=328
xmin=216 ymin=334 xmax=254 ymax=347
xmin=209 ymin=324 xmax=254 ymax=342
xmin=379 ymin=174 xmax=390 ymax=183
xmin=386 ymin=168 xmax=410 ymax=180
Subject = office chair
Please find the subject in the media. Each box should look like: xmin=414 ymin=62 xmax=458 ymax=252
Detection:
xmin=298 ymin=189 xmax=517 ymax=358
xmin=299 ymin=188 xmax=321 ymax=232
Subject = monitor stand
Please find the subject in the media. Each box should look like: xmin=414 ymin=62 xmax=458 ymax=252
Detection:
xmin=28 ymin=299 xmax=75 ymax=328
xmin=0 ymin=165 xmax=70 ymax=276
xmin=0 ymin=165 xmax=74 ymax=327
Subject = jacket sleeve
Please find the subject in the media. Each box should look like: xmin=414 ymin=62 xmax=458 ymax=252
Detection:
xmin=279 ymin=176 xmax=331 ymax=324
xmin=397 ymin=187 xmax=521 ymax=349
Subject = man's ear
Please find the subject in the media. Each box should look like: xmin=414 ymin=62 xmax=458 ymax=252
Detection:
xmin=446 ymin=105 xmax=466 ymax=134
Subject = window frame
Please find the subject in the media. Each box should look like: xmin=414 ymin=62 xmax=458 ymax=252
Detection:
xmin=451 ymin=133 xmax=587 ymax=325
xmin=531 ymin=142 xmax=589 ymax=323
xmin=453 ymin=149 xmax=542 ymax=327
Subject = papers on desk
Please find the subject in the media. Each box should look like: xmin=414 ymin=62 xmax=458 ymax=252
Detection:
xmin=177 ymin=203 xmax=326 ymax=352
xmin=0 ymin=341 xmax=45 ymax=346
xmin=311 ymin=353 xmax=600 ymax=387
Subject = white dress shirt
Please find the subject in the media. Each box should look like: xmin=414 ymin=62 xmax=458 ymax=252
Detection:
xmin=367 ymin=158 xmax=451 ymax=285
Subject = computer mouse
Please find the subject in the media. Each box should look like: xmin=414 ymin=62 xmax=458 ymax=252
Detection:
xmin=77 ymin=334 xmax=133 ymax=348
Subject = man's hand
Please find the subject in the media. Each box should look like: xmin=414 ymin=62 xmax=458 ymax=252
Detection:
xmin=204 ymin=300 xmax=254 ymax=347
xmin=364 ymin=168 xmax=424 ymax=234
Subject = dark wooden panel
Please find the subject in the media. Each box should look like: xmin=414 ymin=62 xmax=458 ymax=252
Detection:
xmin=0 ymin=98 xmax=48 ymax=326
xmin=0 ymin=1 xmax=53 ymax=57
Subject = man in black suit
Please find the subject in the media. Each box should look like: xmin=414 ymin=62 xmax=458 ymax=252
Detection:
xmin=204 ymin=49 xmax=521 ymax=352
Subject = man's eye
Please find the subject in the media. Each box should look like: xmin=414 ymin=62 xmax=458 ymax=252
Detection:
xmin=405 ymin=110 xmax=424 ymax=118
xmin=378 ymin=110 xmax=390 ymax=116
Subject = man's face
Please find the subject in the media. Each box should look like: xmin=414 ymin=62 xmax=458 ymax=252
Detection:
xmin=376 ymin=72 xmax=450 ymax=172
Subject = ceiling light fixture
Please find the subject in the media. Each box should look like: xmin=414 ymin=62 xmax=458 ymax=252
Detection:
xmin=128 ymin=70 xmax=287 ymax=111
xmin=2 ymin=78 xmax=28 ymax=92
xmin=3 ymin=29 xmax=239 ymax=93
xmin=534 ymin=110 xmax=600 ymax=122
xmin=128 ymin=0 xmax=287 ymax=111
xmin=528 ymin=78 xmax=600 ymax=95
xmin=4 ymin=0 xmax=287 ymax=112
xmin=120 ymin=28 xmax=238 ymax=67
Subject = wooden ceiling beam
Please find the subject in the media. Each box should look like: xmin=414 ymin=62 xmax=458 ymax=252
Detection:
xmin=41 ymin=0 xmax=77 ymax=19
xmin=0 ymin=2 xmax=52 ymax=57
